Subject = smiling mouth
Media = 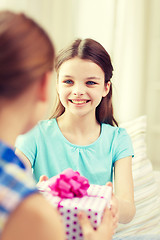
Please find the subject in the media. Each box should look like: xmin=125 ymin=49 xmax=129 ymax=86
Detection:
xmin=69 ymin=99 xmax=90 ymax=104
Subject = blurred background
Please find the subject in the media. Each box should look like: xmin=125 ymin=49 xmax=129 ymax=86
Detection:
xmin=0 ymin=0 xmax=160 ymax=170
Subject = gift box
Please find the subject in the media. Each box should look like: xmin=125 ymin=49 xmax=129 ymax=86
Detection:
xmin=38 ymin=169 xmax=112 ymax=240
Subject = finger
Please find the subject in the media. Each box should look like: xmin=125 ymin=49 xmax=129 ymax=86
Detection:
xmin=105 ymin=182 xmax=113 ymax=199
xmin=78 ymin=212 xmax=93 ymax=237
xmin=39 ymin=175 xmax=49 ymax=183
xmin=113 ymin=218 xmax=118 ymax=234
xmin=110 ymin=205 xmax=116 ymax=217
xmin=101 ymin=207 xmax=112 ymax=224
xmin=113 ymin=214 xmax=118 ymax=225
xmin=100 ymin=208 xmax=115 ymax=236
xmin=105 ymin=182 xmax=113 ymax=188
xmin=113 ymin=220 xmax=118 ymax=230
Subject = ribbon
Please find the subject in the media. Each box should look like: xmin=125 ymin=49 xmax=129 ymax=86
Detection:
xmin=48 ymin=168 xmax=90 ymax=198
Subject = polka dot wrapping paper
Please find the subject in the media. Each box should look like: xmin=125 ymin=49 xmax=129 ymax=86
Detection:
xmin=40 ymin=184 xmax=112 ymax=240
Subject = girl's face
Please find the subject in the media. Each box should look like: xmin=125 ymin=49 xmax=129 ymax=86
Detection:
xmin=57 ymin=57 xmax=110 ymax=118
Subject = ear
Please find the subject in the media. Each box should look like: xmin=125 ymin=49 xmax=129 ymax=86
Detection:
xmin=38 ymin=72 xmax=52 ymax=102
xmin=102 ymin=81 xmax=110 ymax=97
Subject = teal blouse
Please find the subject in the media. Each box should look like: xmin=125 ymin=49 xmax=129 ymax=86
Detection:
xmin=15 ymin=118 xmax=134 ymax=185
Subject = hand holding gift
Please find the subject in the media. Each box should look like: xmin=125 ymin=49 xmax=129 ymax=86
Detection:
xmin=38 ymin=169 xmax=114 ymax=240
xmin=78 ymin=206 xmax=115 ymax=240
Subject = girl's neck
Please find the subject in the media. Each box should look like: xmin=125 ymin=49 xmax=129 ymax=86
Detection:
xmin=0 ymin=92 xmax=37 ymax=147
xmin=0 ymin=108 xmax=23 ymax=147
xmin=57 ymin=112 xmax=101 ymax=145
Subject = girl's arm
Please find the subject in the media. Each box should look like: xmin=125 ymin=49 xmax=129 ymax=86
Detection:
xmin=114 ymin=156 xmax=136 ymax=224
xmin=15 ymin=149 xmax=48 ymax=184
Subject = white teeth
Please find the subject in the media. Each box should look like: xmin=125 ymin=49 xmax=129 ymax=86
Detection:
xmin=71 ymin=100 xmax=87 ymax=104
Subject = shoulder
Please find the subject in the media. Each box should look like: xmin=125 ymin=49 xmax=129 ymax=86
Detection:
xmin=101 ymin=124 xmax=133 ymax=154
xmin=16 ymin=118 xmax=57 ymax=144
xmin=101 ymin=124 xmax=134 ymax=161
xmin=102 ymin=123 xmax=129 ymax=139
xmin=36 ymin=118 xmax=57 ymax=132
xmin=1 ymin=193 xmax=64 ymax=240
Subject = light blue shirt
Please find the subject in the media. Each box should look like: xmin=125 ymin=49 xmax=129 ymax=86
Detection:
xmin=15 ymin=118 xmax=134 ymax=185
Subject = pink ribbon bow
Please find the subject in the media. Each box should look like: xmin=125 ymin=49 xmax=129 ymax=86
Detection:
xmin=48 ymin=168 xmax=90 ymax=198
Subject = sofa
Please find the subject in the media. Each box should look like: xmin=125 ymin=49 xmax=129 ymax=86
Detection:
xmin=114 ymin=116 xmax=160 ymax=238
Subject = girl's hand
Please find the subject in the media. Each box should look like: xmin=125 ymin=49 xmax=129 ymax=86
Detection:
xmin=78 ymin=207 xmax=114 ymax=240
xmin=106 ymin=182 xmax=119 ymax=231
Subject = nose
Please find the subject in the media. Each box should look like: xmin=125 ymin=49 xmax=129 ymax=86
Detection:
xmin=73 ymin=83 xmax=85 ymax=96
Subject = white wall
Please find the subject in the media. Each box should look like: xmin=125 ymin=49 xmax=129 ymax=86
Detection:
xmin=75 ymin=0 xmax=116 ymax=55
xmin=0 ymin=0 xmax=77 ymax=51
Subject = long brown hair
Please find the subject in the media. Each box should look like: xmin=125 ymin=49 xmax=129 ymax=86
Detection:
xmin=50 ymin=38 xmax=118 ymax=126
xmin=0 ymin=11 xmax=54 ymax=99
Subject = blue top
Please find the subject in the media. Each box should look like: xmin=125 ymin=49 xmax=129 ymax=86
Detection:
xmin=0 ymin=141 xmax=38 ymax=235
xmin=15 ymin=118 xmax=134 ymax=185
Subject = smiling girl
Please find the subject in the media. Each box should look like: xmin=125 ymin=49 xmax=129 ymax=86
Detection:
xmin=16 ymin=38 xmax=135 ymax=226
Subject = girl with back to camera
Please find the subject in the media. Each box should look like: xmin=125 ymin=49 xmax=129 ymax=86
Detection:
xmin=16 ymin=38 xmax=136 ymax=226
xmin=0 ymin=12 xmax=115 ymax=240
